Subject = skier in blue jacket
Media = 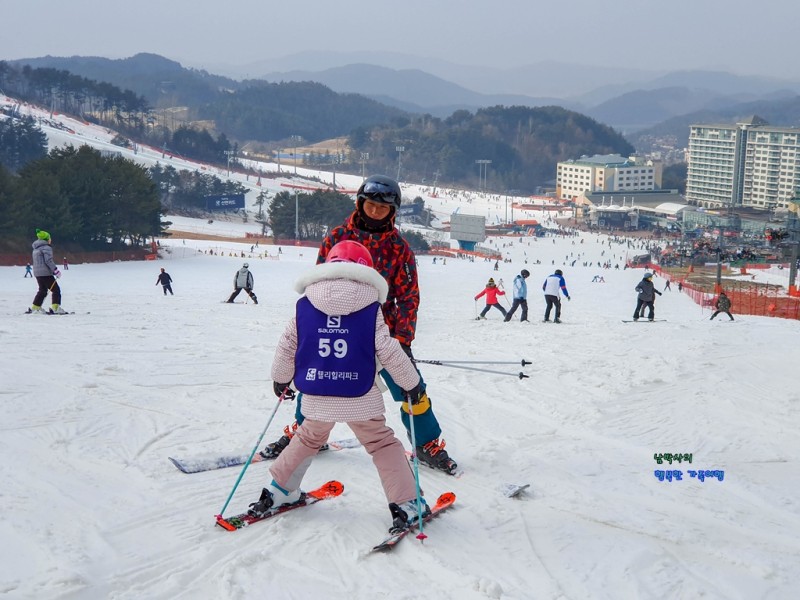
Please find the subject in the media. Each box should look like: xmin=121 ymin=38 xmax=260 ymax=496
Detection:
xmin=504 ymin=269 xmax=530 ymax=322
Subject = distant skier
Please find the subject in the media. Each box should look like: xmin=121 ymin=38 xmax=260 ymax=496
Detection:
xmin=475 ymin=277 xmax=507 ymax=320
xmin=633 ymin=272 xmax=662 ymax=321
xmin=226 ymin=262 xmax=258 ymax=304
xmin=543 ymin=269 xmax=570 ymax=323
xmin=29 ymin=228 xmax=65 ymax=314
xmin=156 ymin=268 xmax=174 ymax=295
xmin=710 ymin=291 xmax=734 ymax=321
xmin=504 ymin=269 xmax=530 ymax=322
xmin=248 ymin=240 xmax=431 ymax=533
xmin=24 ymin=263 xmax=33 ymax=278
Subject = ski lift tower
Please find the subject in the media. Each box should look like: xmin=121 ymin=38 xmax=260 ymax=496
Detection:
xmin=787 ymin=192 xmax=800 ymax=296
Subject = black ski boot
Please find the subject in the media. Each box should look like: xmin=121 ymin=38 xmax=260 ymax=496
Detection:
xmin=260 ymin=422 xmax=299 ymax=459
xmin=247 ymin=483 xmax=304 ymax=517
xmin=247 ymin=488 xmax=275 ymax=517
xmin=260 ymin=435 xmax=291 ymax=459
xmin=416 ymin=438 xmax=459 ymax=475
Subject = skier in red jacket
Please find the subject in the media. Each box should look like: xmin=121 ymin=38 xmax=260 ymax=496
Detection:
xmin=475 ymin=277 xmax=508 ymax=320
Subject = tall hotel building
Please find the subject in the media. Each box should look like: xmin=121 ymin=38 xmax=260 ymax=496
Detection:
xmin=687 ymin=116 xmax=800 ymax=210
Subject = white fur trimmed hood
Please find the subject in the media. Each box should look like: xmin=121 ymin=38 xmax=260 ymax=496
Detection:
xmin=294 ymin=262 xmax=388 ymax=303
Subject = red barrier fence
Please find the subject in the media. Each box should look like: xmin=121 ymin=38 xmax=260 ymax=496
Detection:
xmin=652 ymin=264 xmax=800 ymax=320
xmin=0 ymin=248 xmax=151 ymax=267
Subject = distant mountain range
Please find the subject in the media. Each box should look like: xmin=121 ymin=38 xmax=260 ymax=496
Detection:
xmin=8 ymin=53 xmax=800 ymax=149
xmin=258 ymin=63 xmax=570 ymax=118
xmin=257 ymin=60 xmax=800 ymax=134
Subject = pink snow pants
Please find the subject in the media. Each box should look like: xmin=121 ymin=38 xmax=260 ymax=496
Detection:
xmin=269 ymin=417 xmax=417 ymax=504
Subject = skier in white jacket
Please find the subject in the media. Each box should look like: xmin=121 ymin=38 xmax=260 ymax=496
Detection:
xmin=542 ymin=269 xmax=571 ymax=323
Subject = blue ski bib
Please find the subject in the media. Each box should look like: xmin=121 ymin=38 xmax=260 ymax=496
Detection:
xmin=295 ymin=297 xmax=378 ymax=397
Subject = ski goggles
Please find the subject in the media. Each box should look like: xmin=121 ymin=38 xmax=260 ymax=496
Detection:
xmin=358 ymin=180 xmax=400 ymax=206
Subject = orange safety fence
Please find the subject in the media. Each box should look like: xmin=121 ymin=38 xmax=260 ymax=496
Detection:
xmin=650 ymin=264 xmax=800 ymax=320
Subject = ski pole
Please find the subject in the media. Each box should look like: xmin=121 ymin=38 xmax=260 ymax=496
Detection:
xmin=415 ymin=360 xmax=529 ymax=379
xmin=215 ymin=386 xmax=292 ymax=520
xmin=404 ymin=388 xmax=427 ymax=543
xmin=415 ymin=359 xmax=531 ymax=367
xmin=498 ymin=280 xmax=512 ymax=309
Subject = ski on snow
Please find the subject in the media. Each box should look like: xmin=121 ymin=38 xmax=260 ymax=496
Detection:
xmin=621 ymin=319 xmax=667 ymax=323
xmin=371 ymin=491 xmax=456 ymax=552
xmin=169 ymin=438 xmax=362 ymax=474
xmin=216 ymin=480 xmax=344 ymax=531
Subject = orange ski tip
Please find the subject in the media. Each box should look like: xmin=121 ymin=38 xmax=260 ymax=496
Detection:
xmin=438 ymin=492 xmax=456 ymax=504
xmin=215 ymin=516 xmax=236 ymax=531
xmin=323 ymin=480 xmax=344 ymax=495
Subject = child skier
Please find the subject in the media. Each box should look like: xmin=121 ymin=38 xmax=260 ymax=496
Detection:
xmin=248 ymin=240 xmax=431 ymax=532
xmin=475 ymin=277 xmax=507 ymax=319
xmin=262 ymin=175 xmax=458 ymax=475
xmin=710 ymin=291 xmax=734 ymax=321
xmin=29 ymin=229 xmax=66 ymax=314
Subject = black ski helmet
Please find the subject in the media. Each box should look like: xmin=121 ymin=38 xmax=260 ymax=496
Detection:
xmin=555 ymin=269 xmax=563 ymax=276
xmin=357 ymin=175 xmax=402 ymax=208
xmin=521 ymin=269 xmax=530 ymax=278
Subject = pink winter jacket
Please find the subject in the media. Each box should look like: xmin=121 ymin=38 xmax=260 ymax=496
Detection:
xmin=271 ymin=262 xmax=421 ymax=422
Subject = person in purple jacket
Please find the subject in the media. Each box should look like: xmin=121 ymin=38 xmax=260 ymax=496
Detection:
xmin=248 ymin=240 xmax=431 ymax=533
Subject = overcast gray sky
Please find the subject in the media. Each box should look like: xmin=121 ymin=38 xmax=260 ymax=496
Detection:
xmin=3 ymin=0 xmax=799 ymax=80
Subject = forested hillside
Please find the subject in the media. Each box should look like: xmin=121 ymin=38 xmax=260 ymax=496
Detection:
xmin=350 ymin=105 xmax=634 ymax=192
xmin=3 ymin=57 xmax=633 ymax=192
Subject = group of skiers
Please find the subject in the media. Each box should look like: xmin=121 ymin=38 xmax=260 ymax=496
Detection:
xmin=24 ymin=174 xmax=736 ymax=535
xmin=474 ymin=268 xmax=571 ymax=323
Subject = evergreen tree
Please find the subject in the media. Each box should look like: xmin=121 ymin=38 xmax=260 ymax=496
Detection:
xmin=15 ymin=145 xmax=163 ymax=247
xmin=268 ymin=190 xmax=353 ymax=241
xmin=0 ymin=115 xmax=48 ymax=172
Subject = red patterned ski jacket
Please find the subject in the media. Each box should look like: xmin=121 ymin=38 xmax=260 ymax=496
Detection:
xmin=317 ymin=213 xmax=419 ymax=346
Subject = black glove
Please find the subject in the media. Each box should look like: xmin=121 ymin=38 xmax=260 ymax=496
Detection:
xmin=400 ymin=343 xmax=414 ymax=360
xmin=273 ymin=381 xmax=295 ymax=399
xmin=403 ymin=383 xmax=423 ymax=405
